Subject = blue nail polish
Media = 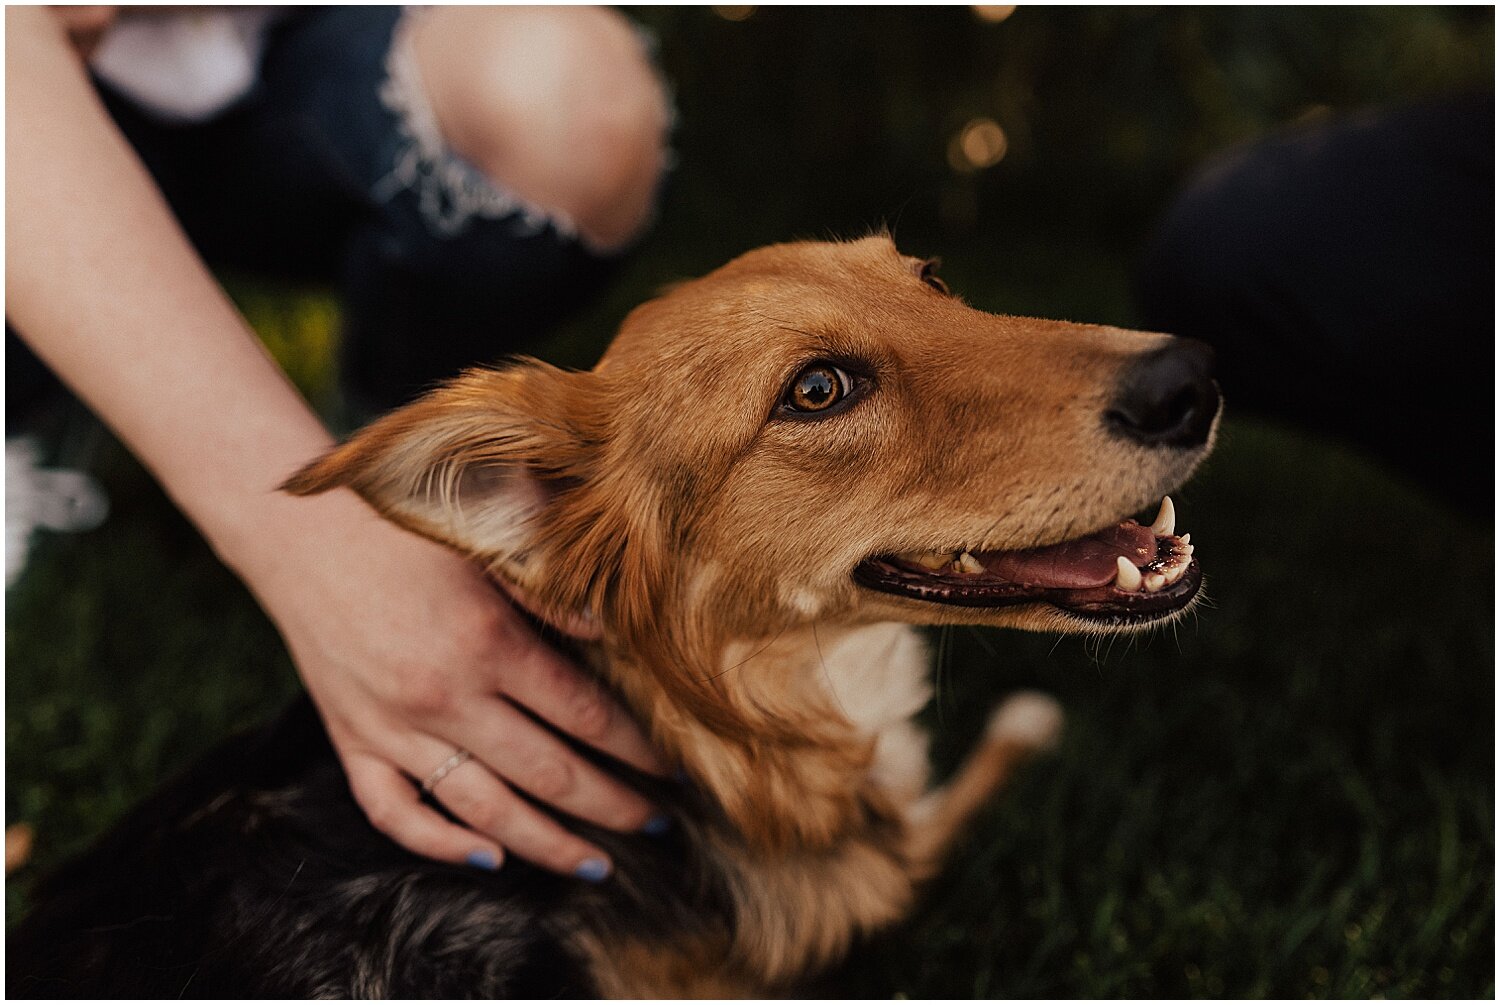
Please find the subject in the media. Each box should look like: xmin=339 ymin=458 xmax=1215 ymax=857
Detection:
xmin=466 ymin=849 xmax=500 ymax=871
xmin=641 ymin=813 xmax=672 ymax=836
xmin=574 ymin=857 xmax=611 ymax=883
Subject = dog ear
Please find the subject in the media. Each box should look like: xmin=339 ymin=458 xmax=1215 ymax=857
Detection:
xmin=283 ymin=361 xmax=595 ymax=578
xmin=287 ymin=361 xmax=773 ymax=744
xmin=285 ymin=362 xmax=683 ymax=652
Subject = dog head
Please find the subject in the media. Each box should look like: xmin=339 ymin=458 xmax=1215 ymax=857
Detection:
xmin=288 ymin=236 xmax=1218 ymax=716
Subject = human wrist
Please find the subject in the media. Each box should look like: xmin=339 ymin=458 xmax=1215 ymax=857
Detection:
xmin=199 ymin=480 xmax=370 ymax=600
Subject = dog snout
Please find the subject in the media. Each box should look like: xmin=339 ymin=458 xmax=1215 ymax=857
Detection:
xmin=1105 ymin=337 xmax=1220 ymax=448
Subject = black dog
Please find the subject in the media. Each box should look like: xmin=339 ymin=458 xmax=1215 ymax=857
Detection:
xmin=9 ymin=695 xmax=709 ymax=997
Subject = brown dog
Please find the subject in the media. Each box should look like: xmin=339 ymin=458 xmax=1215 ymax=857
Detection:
xmin=11 ymin=237 xmax=1217 ymax=997
xmin=278 ymin=235 xmax=1218 ymax=995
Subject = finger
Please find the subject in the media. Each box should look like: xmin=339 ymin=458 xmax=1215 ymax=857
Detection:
xmin=493 ymin=576 xmax=602 ymax=641
xmin=418 ymin=740 xmax=614 ymax=881
xmin=499 ymin=633 xmax=669 ymax=777
xmin=343 ymin=753 xmax=503 ymax=871
xmin=450 ymin=697 xmax=662 ymax=834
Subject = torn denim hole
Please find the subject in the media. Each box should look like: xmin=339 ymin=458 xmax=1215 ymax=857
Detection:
xmin=372 ymin=14 xmax=584 ymax=245
xmin=373 ymin=10 xmax=677 ymax=255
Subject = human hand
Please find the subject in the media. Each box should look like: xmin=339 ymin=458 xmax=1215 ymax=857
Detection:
xmin=238 ymin=489 xmax=668 ymax=880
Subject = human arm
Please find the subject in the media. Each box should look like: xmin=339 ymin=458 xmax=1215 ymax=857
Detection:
xmin=5 ymin=5 xmax=663 ymax=878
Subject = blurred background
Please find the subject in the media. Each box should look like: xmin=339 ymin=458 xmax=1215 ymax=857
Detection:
xmin=7 ymin=6 xmax=1494 ymax=997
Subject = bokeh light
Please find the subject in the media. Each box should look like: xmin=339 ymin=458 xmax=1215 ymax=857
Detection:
xmin=948 ymin=117 xmax=1009 ymax=173
xmin=713 ymin=6 xmax=756 ymax=22
xmin=972 ymin=6 xmax=1017 ymax=23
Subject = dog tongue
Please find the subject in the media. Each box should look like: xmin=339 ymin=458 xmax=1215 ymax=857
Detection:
xmin=979 ymin=522 xmax=1157 ymax=589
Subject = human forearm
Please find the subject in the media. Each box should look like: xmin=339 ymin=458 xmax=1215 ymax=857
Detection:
xmin=5 ymin=5 xmax=337 ymax=574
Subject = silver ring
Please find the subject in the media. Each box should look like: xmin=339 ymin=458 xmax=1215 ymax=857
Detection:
xmin=420 ymin=748 xmax=473 ymax=795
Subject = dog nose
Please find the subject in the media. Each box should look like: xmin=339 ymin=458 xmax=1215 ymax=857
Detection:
xmin=1107 ymin=338 xmax=1219 ymax=447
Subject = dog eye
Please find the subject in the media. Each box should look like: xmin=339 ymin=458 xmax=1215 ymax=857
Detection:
xmin=918 ymin=259 xmax=949 ymax=295
xmin=784 ymin=364 xmax=852 ymax=414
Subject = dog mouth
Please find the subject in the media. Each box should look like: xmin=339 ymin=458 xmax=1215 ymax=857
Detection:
xmin=853 ymin=496 xmax=1200 ymax=626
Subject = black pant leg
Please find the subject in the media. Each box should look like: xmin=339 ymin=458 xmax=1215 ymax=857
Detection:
xmin=1137 ymin=93 xmax=1495 ymax=514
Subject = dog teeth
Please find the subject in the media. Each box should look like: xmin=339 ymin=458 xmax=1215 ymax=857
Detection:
xmin=955 ymin=551 xmax=986 ymax=574
xmin=1149 ymin=496 xmax=1176 ymax=536
xmin=899 ymin=550 xmax=953 ymax=571
xmin=1117 ymin=501 xmax=1199 ymax=593
xmin=1161 ymin=557 xmax=1189 ymax=585
xmin=896 ymin=549 xmax=987 ymax=574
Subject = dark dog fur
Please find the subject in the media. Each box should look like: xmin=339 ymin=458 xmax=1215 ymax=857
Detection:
xmin=9 ymin=693 xmax=734 ymax=997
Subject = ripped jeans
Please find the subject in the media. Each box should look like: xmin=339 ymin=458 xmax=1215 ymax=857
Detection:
xmin=64 ymin=7 xmax=633 ymax=415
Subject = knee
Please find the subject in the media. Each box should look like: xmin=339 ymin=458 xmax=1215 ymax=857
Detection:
xmin=409 ymin=6 xmax=671 ymax=252
xmin=1137 ymin=151 xmax=1279 ymax=338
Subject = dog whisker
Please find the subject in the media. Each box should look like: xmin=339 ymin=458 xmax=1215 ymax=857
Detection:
xmin=701 ymin=621 xmax=792 ymax=683
xmin=811 ymin=624 xmax=849 ymax=721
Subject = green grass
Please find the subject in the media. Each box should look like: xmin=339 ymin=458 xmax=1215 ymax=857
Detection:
xmin=7 ymin=276 xmax=1492 ymax=997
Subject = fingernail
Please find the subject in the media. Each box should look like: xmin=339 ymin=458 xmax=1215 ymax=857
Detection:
xmin=641 ymin=813 xmax=672 ymax=836
xmin=574 ymin=857 xmax=611 ymax=883
xmin=466 ymin=849 xmax=500 ymax=871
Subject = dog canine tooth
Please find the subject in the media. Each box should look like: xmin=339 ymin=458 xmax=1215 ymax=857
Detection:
xmin=1179 ymin=532 xmax=1191 ymax=545
xmin=899 ymin=551 xmax=952 ymax=571
xmin=1114 ymin=556 xmax=1143 ymax=591
xmin=1149 ymin=495 xmax=1176 ymax=536
xmin=1143 ymin=572 xmax=1166 ymax=592
xmin=955 ymin=551 xmax=986 ymax=574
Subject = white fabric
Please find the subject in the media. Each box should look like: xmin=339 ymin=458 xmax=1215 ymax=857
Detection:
xmin=90 ymin=8 xmax=285 ymax=124
xmin=6 ymin=438 xmax=109 ymax=588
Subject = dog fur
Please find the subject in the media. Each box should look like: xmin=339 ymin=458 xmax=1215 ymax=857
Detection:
xmin=8 ymin=237 xmax=1215 ymax=997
